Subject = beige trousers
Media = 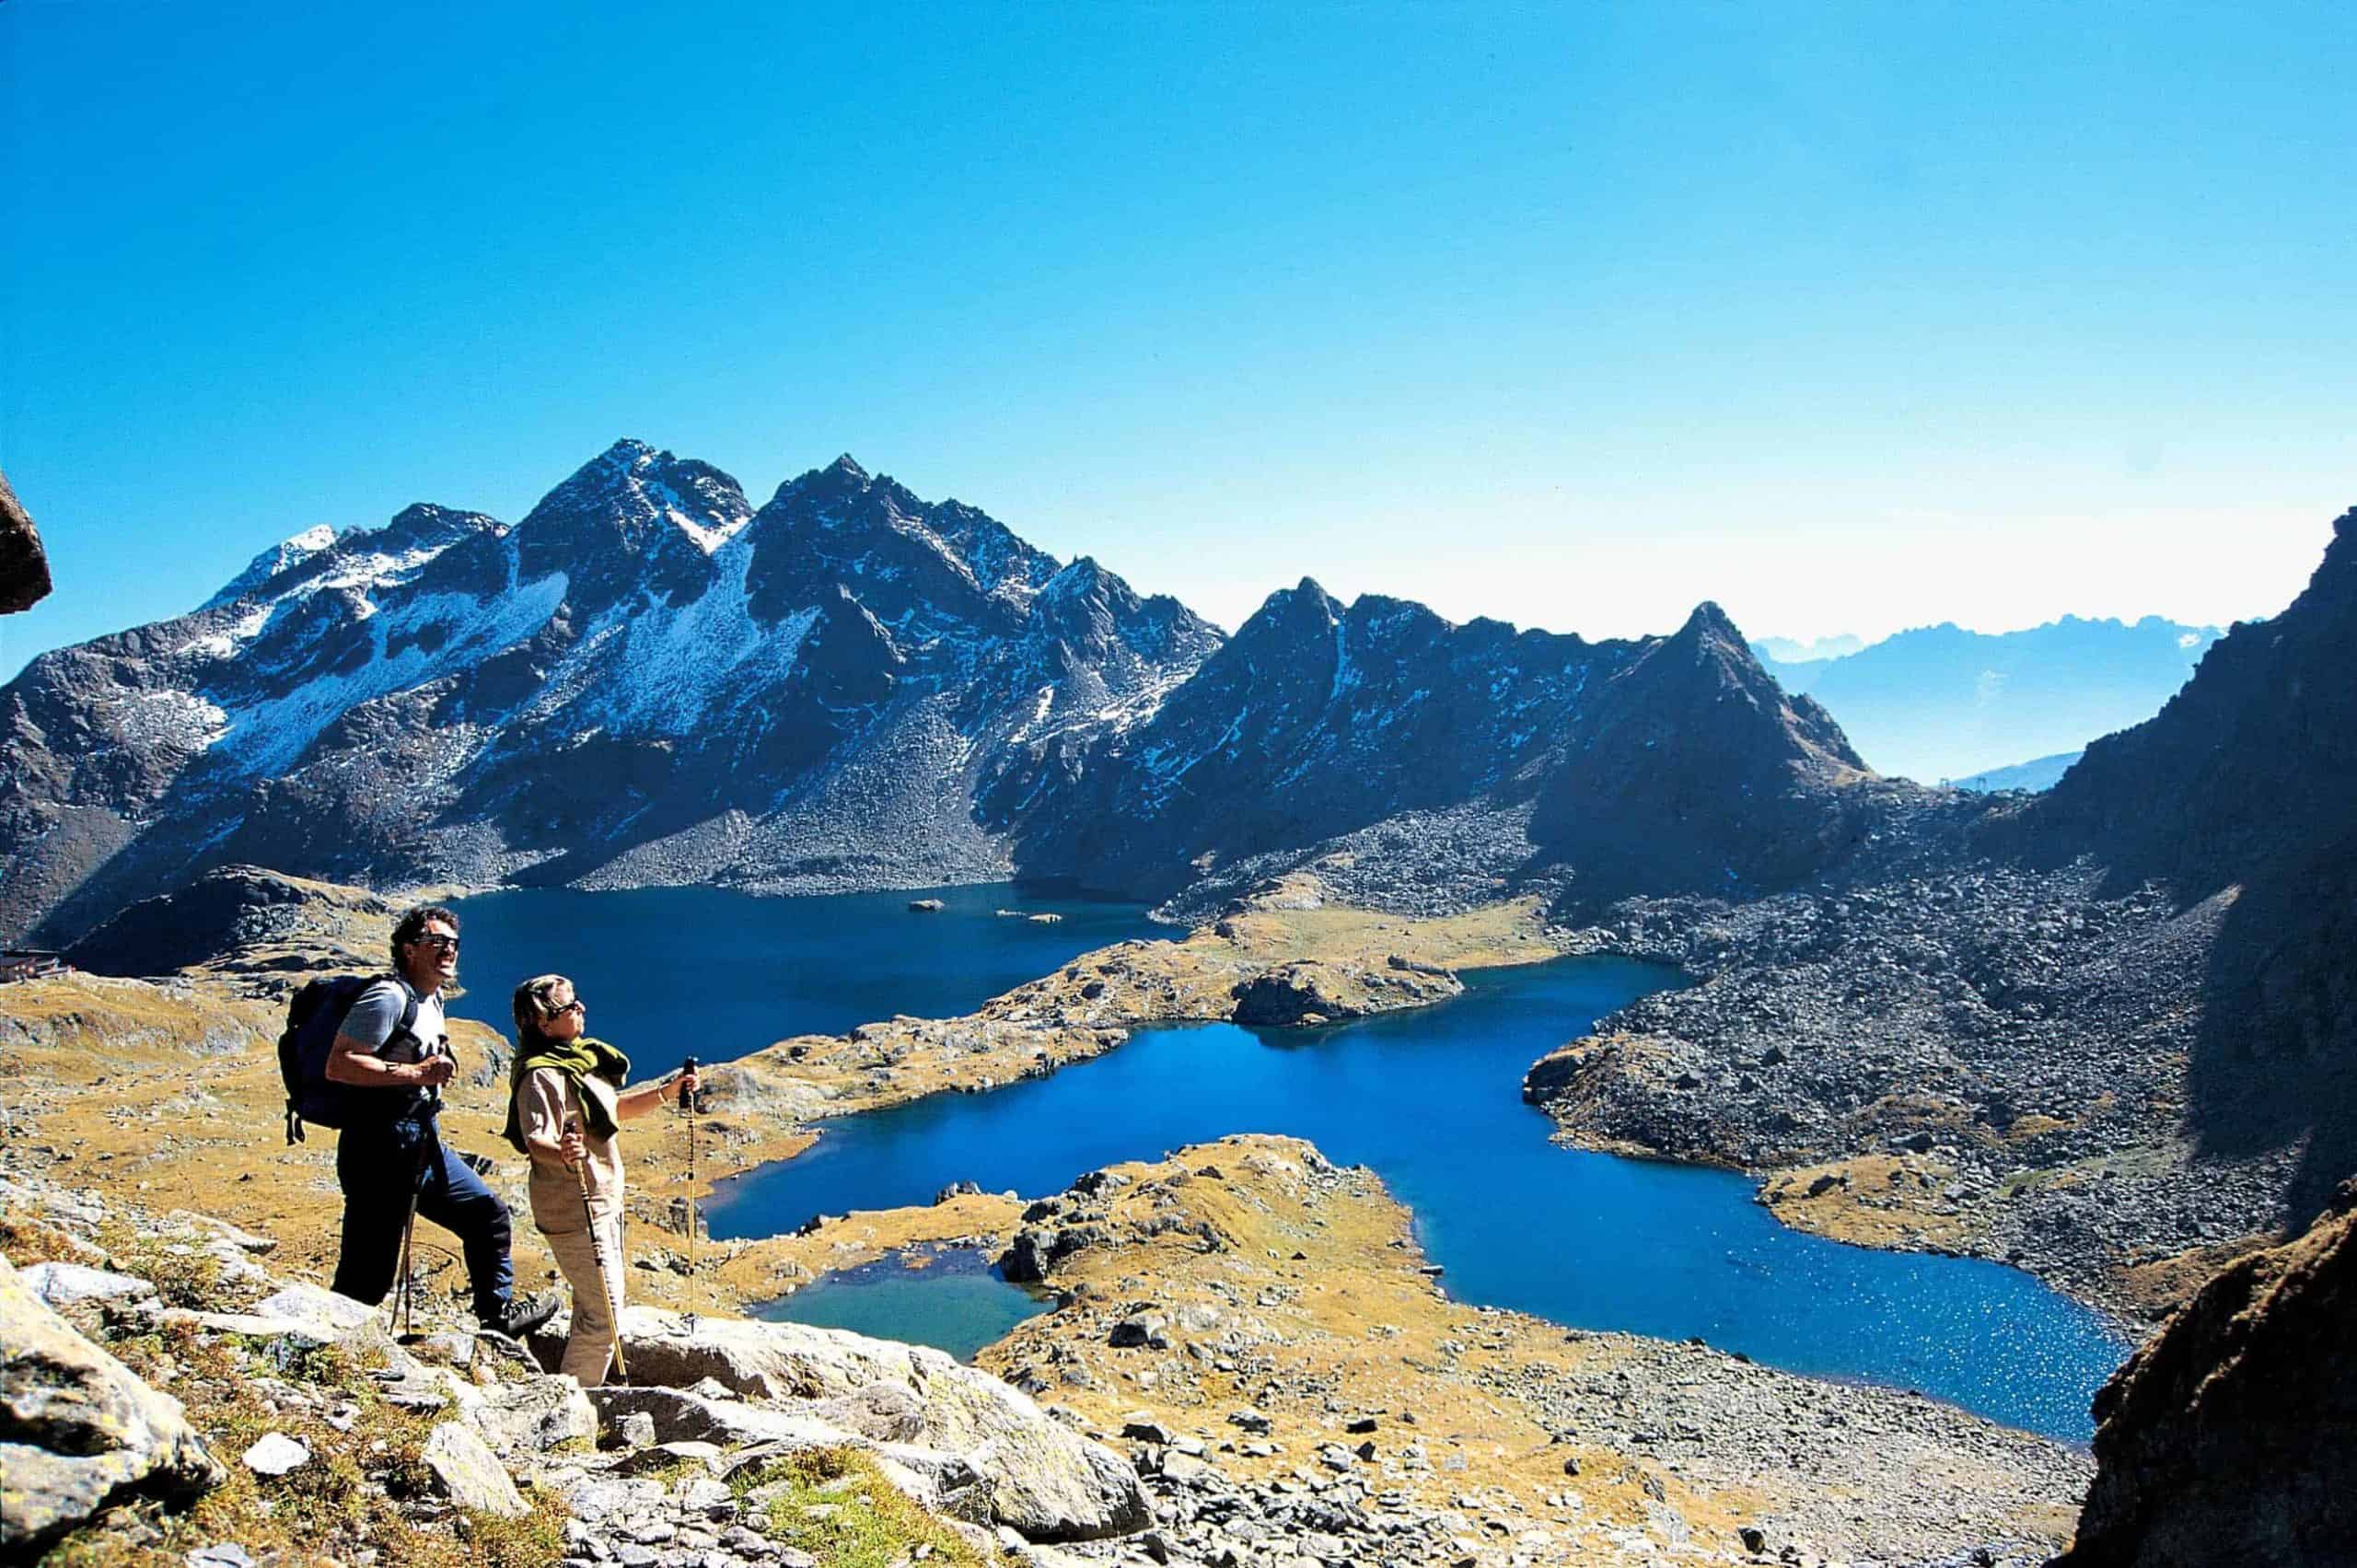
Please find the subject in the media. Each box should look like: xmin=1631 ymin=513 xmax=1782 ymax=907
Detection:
xmin=542 ymin=1214 xmax=625 ymax=1387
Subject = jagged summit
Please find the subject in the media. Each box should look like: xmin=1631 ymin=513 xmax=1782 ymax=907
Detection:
xmin=506 ymin=440 xmax=751 ymax=613
xmin=203 ymin=525 xmax=345 ymax=610
xmin=0 ymin=445 xmax=1225 ymax=942
xmin=200 ymin=505 xmax=504 ymax=615
xmin=1674 ymin=599 xmax=1747 ymax=645
xmin=1001 ymin=563 xmax=1876 ymax=906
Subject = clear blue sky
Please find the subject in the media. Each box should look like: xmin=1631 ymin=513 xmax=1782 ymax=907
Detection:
xmin=5 ymin=1 xmax=2351 ymax=680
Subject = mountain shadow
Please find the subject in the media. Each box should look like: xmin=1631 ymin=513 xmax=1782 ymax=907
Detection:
xmin=2022 ymin=505 xmax=2357 ymax=1227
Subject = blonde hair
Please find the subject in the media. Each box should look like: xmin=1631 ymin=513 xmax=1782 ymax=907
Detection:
xmin=511 ymin=974 xmax=576 ymax=1043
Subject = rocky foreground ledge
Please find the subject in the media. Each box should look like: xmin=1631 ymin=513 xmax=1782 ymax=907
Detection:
xmin=0 ymin=1169 xmax=1147 ymax=1565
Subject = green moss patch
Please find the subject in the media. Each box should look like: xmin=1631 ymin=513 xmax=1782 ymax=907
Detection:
xmin=749 ymin=1447 xmax=984 ymax=1568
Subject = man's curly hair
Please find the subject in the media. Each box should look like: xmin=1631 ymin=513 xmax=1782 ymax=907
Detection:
xmin=390 ymin=905 xmax=459 ymax=970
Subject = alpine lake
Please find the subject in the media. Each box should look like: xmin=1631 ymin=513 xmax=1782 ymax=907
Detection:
xmin=449 ymin=884 xmax=2131 ymax=1443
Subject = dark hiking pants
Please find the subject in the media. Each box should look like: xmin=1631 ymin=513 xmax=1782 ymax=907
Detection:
xmin=331 ymin=1114 xmax=513 ymax=1322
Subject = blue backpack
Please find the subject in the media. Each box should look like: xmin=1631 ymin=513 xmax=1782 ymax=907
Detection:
xmin=276 ymin=975 xmax=419 ymax=1144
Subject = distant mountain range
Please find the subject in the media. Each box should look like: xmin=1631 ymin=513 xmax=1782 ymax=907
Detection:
xmin=0 ymin=441 xmax=1874 ymax=944
xmin=1750 ymin=633 xmax=1864 ymax=665
xmin=1951 ymin=751 xmax=2081 ymax=794
xmin=1752 ymin=618 xmax=2220 ymax=784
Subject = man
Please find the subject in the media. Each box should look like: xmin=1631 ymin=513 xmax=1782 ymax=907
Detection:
xmin=326 ymin=905 xmax=554 ymax=1339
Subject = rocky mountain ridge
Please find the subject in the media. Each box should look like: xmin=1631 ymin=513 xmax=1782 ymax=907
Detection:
xmin=996 ymin=586 xmax=1873 ymax=910
xmin=0 ymin=441 xmax=1882 ymax=947
xmin=0 ymin=441 xmax=1225 ymax=945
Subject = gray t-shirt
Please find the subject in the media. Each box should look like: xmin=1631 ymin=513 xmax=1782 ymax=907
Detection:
xmin=342 ymin=980 xmax=449 ymax=1128
xmin=343 ymin=978 xmax=447 ymax=1063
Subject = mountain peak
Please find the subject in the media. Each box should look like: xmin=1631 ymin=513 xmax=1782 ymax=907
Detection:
xmin=827 ymin=453 xmax=869 ymax=483
xmin=516 ymin=442 xmax=750 ymax=607
xmin=1677 ymin=600 xmax=1747 ymax=645
xmin=384 ymin=503 xmax=501 ymax=546
xmin=1042 ymin=555 xmax=1108 ymax=593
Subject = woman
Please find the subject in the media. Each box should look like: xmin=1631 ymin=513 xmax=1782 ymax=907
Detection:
xmin=502 ymin=973 xmax=696 ymax=1386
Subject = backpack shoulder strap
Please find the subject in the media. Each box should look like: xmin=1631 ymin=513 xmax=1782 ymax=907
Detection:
xmin=378 ymin=975 xmax=423 ymax=1048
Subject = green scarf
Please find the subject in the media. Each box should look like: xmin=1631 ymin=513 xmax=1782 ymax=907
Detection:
xmin=503 ymin=1034 xmax=631 ymax=1155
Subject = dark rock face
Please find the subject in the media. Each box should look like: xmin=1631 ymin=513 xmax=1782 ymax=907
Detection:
xmin=1000 ymin=587 xmax=1874 ymax=909
xmin=2055 ymin=1179 xmax=2357 ymax=1568
xmin=514 ymin=440 xmax=749 ymax=614
xmin=63 ymin=863 xmax=394 ymax=977
xmin=0 ymin=466 xmax=52 ymax=613
xmin=0 ymin=443 xmax=1223 ymax=944
xmin=1525 ymin=601 xmax=1866 ymax=904
xmin=2023 ymin=504 xmax=2357 ymax=1219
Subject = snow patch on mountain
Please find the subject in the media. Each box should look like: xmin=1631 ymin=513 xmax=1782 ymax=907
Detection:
xmin=179 ymin=603 xmax=275 ymax=663
xmin=215 ymin=575 xmax=568 ymax=776
xmin=202 ymin=525 xmax=346 ymax=610
xmin=575 ymin=545 xmax=820 ymax=736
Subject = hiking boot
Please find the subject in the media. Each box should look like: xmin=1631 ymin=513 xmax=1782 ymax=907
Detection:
xmin=480 ymin=1291 xmax=559 ymax=1340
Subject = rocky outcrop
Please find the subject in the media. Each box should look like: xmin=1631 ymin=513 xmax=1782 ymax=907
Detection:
xmin=0 ymin=1254 xmax=223 ymax=1555
xmin=0 ymin=1168 xmax=1148 ymax=1560
xmin=599 ymin=1308 xmax=1150 ymax=1541
xmin=0 ymin=467 xmax=51 ymax=614
xmin=1229 ymin=958 xmax=1463 ymax=1026
xmin=2056 ymin=1179 xmax=2357 ymax=1567
xmin=63 ymin=862 xmax=396 ymax=977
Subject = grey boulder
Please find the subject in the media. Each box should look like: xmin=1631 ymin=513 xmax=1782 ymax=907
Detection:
xmin=614 ymin=1309 xmax=1148 ymax=1542
xmin=0 ymin=1255 xmax=223 ymax=1554
xmin=421 ymin=1421 xmax=528 ymax=1518
xmin=460 ymin=1373 xmax=598 ymax=1457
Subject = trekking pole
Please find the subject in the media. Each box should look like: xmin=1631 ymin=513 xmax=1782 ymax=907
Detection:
xmin=393 ymin=1190 xmax=421 ymax=1337
xmin=679 ymin=1057 xmax=700 ymax=1333
xmin=391 ymin=1085 xmax=440 ymax=1340
xmin=565 ymin=1096 xmax=628 ymax=1384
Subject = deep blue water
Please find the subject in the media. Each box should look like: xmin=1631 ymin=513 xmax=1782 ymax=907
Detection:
xmin=759 ymin=1249 xmax=1054 ymax=1363
xmin=444 ymin=883 xmax=1162 ymax=1077
xmin=710 ymin=956 xmax=2133 ymax=1441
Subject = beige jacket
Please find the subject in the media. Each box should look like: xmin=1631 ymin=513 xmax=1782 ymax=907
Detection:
xmin=516 ymin=1066 xmax=624 ymax=1232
